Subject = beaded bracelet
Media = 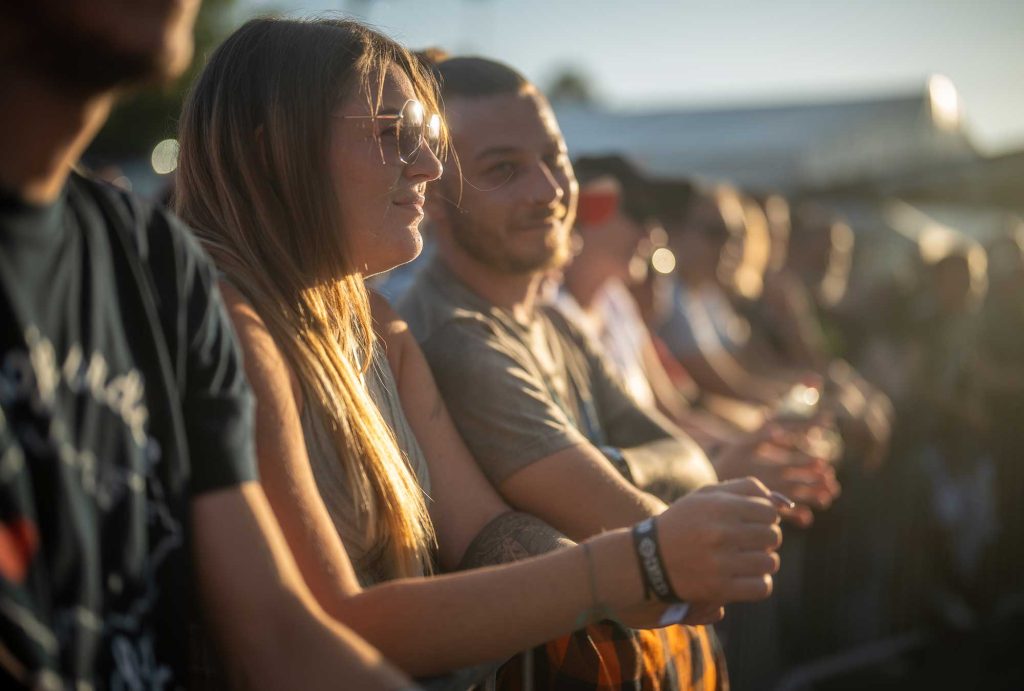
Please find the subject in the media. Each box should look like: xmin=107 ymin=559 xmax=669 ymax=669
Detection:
xmin=573 ymin=542 xmax=620 ymax=629
xmin=632 ymin=517 xmax=683 ymax=603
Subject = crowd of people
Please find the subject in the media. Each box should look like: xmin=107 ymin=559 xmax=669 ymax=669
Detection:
xmin=1 ymin=2 xmax=1021 ymax=689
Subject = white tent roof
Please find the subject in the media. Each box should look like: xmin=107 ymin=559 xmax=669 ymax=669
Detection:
xmin=555 ymin=86 xmax=977 ymax=191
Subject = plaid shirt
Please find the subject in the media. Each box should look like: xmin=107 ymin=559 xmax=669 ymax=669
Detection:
xmin=496 ymin=621 xmax=727 ymax=691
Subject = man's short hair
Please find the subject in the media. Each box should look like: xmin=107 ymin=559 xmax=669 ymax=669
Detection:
xmin=647 ymin=178 xmax=700 ymax=229
xmin=573 ymin=154 xmax=661 ymax=225
xmin=429 ymin=56 xmax=531 ymax=100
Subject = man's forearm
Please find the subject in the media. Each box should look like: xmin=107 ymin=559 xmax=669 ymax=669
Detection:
xmin=458 ymin=511 xmax=575 ymax=569
xmin=620 ymin=436 xmax=718 ymax=502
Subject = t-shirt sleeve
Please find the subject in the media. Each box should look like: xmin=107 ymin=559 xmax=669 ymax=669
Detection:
xmin=549 ymin=309 xmax=673 ymax=449
xmin=164 ymin=216 xmax=258 ymax=494
xmin=420 ymin=318 xmax=588 ymax=485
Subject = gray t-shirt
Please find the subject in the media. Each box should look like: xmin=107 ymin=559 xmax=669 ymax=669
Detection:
xmin=398 ymin=258 xmax=676 ymax=486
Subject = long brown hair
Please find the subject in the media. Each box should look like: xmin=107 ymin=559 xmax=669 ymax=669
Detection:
xmin=175 ymin=16 xmax=438 ymax=578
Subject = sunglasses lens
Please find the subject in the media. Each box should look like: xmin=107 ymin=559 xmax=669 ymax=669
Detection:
xmin=426 ymin=114 xmax=441 ymax=156
xmin=399 ymin=100 xmax=425 ymax=163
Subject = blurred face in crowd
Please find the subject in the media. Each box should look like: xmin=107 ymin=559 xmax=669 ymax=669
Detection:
xmin=987 ymin=231 xmax=1024 ymax=295
xmin=790 ymin=213 xmax=840 ymax=282
xmin=817 ymin=221 xmax=854 ymax=306
xmin=732 ymin=198 xmax=771 ymax=300
xmin=330 ymin=65 xmax=444 ymax=276
xmin=430 ymin=87 xmax=578 ymax=274
xmin=574 ymin=177 xmax=648 ymax=283
xmin=931 ymin=254 xmax=974 ymax=314
xmin=668 ymin=195 xmax=743 ymax=286
xmin=2 ymin=0 xmax=201 ymax=89
xmin=762 ymin=195 xmax=792 ymax=274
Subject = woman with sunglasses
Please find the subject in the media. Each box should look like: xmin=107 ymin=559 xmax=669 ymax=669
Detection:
xmin=175 ymin=16 xmax=783 ymax=685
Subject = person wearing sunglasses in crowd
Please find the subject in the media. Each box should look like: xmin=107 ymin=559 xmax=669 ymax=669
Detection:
xmin=175 ymin=16 xmax=786 ymax=689
xmin=0 ymin=1 xmax=415 ymax=689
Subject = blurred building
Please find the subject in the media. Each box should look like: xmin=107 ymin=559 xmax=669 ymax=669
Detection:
xmin=556 ymin=75 xmax=1019 ymax=207
xmin=557 ymin=75 xmax=1023 ymax=294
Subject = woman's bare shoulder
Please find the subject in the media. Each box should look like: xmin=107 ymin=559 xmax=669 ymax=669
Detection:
xmin=219 ymin=280 xmax=304 ymax=409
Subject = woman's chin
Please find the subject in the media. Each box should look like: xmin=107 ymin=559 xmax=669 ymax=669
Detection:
xmin=363 ymin=235 xmax=423 ymax=278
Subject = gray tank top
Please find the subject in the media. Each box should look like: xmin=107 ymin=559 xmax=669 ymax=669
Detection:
xmin=301 ymin=345 xmax=432 ymax=586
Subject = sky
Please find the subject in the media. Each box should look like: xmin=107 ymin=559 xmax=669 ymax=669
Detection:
xmin=242 ymin=0 xmax=1024 ymax=154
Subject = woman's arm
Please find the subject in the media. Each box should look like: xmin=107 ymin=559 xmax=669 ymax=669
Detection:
xmin=321 ymin=482 xmax=780 ymax=676
xmin=221 ymin=284 xmax=783 ymax=676
xmin=370 ymin=292 xmax=572 ymax=570
xmin=220 ymin=284 xmax=364 ymax=603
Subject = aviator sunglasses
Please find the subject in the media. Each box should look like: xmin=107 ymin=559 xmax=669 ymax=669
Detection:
xmin=340 ymin=98 xmax=442 ymax=165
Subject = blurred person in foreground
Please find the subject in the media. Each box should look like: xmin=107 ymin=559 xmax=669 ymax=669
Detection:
xmin=0 ymin=2 xmax=413 ymax=688
xmin=554 ymin=156 xmax=838 ymax=526
xmin=399 ymin=55 xmax=788 ymax=689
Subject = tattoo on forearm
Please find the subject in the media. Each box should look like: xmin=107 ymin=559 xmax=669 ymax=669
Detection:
xmin=458 ymin=511 xmax=575 ymax=570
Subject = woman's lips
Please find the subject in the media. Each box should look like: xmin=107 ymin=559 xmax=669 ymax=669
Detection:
xmin=393 ymin=194 xmax=425 ymax=213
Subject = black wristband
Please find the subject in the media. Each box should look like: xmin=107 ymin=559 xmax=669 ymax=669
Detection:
xmin=632 ymin=517 xmax=683 ymax=603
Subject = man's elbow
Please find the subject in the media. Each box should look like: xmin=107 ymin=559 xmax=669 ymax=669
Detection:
xmin=624 ymin=437 xmax=718 ymax=501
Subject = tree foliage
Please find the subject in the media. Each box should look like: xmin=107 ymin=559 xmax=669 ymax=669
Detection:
xmin=546 ymin=67 xmax=598 ymax=106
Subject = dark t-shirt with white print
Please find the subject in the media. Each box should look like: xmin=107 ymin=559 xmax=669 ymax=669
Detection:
xmin=0 ymin=174 xmax=257 ymax=689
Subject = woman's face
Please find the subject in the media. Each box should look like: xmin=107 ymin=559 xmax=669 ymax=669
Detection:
xmin=329 ymin=64 xmax=443 ymax=277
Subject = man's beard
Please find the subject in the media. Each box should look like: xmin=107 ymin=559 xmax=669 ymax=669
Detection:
xmin=449 ymin=209 xmax=571 ymax=275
